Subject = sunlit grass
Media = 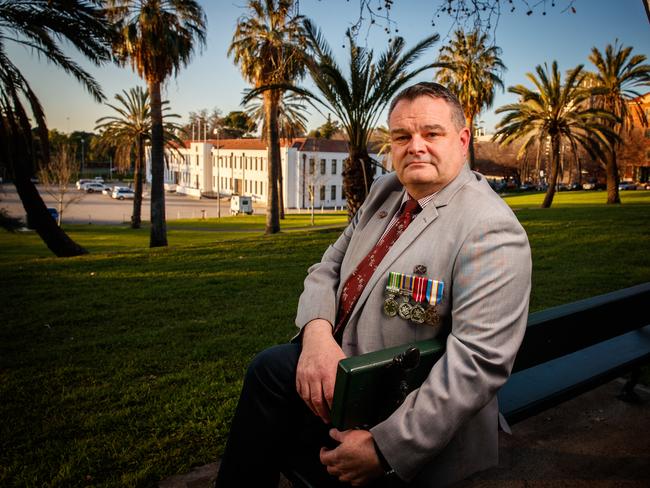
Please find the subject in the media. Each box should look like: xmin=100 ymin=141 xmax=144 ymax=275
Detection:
xmin=503 ymin=189 xmax=650 ymax=208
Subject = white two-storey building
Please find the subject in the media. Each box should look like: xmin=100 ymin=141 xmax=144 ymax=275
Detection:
xmin=146 ymin=137 xmax=387 ymax=209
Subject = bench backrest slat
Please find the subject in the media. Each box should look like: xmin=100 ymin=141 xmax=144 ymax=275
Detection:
xmin=513 ymin=282 xmax=650 ymax=373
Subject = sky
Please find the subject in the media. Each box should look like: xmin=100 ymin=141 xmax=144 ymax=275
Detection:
xmin=7 ymin=0 xmax=650 ymax=135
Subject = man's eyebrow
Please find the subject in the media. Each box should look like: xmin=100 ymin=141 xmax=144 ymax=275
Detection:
xmin=390 ymin=124 xmax=447 ymax=135
xmin=421 ymin=124 xmax=446 ymax=132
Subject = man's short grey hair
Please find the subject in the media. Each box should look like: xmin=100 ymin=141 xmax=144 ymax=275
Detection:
xmin=388 ymin=82 xmax=467 ymax=130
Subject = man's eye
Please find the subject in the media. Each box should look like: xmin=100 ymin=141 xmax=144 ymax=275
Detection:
xmin=426 ymin=132 xmax=439 ymax=138
xmin=393 ymin=135 xmax=409 ymax=142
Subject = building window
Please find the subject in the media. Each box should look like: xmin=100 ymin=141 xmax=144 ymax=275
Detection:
xmin=320 ymin=159 xmax=326 ymax=174
xmin=309 ymin=158 xmax=315 ymax=175
xmin=195 ymin=155 xmax=199 ymax=166
xmin=320 ymin=185 xmax=326 ymax=201
xmin=331 ymin=160 xmax=337 ymax=174
xmin=331 ymin=185 xmax=336 ymax=200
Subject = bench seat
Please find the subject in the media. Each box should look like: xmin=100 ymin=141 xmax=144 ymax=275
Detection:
xmin=499 ymin=324 xmax=650 ymax=425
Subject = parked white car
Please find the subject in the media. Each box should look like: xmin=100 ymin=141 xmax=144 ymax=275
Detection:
xmin=104 ymin=185 xmax=127 ymax=196
xmin=83 ymin=182 xmax=109 ymax=193
xmin=112 ymin=187 xmax=135 ymax=200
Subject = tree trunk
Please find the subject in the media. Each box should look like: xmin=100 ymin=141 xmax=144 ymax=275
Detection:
xmin=131 ymin=134 xmax=144 ymax=229
xmin=278 ymin=167 xmax=285 ymax=219
xmin=606 ymin=146 xmax=621 ymax=204
xmin=264 ymin=90 xmax=281 ymax=234
xmin=541 ymin=135 xmax=561 ymax=208
xmin=148 ymin=80 xmax=168 ymax=246
xmin=1 ymin=118 xmax=87 ymax=256
xmin=468 ymin=119 xmax=476 ymax=170
xmin=343 ymin=145 xmax=373 ymax=220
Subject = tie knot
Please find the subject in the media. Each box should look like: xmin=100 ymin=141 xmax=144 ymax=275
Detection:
xmin=402 ymin=198 xmax=420 ymax=216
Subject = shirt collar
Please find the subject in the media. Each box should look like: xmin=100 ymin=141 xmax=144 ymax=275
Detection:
xmin=401 ymin=191 xmax=437 ymax=210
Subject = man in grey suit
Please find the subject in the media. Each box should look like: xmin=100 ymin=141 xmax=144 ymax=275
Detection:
xmin=216 ymin=82 xmax=532 ymax=487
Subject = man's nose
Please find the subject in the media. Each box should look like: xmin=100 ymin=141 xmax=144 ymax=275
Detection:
xmin=407 ymin=135 xmax=426 ymax=154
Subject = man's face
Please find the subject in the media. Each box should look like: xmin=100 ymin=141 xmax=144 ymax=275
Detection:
xmin=389 ymin=96 xmax=470 ymax=198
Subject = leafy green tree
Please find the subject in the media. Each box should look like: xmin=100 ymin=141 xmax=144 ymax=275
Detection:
xmin=94 ymin=87 xmax=183 ymax=229
xmin=284 ymin=20 xmax=439 ymax=218
xmin=105 ymin=0 xmax=206 ymax=247
xmin=308 ymin=115 xmax=342 ymax=139
xmin=587 ymin=41 xmax=650 ymax=204
xmin=0 ymin=0 xmax=111 ymax=256
xmin=494 ymin=61 xmax=616 ymax=208
xmin=221 ymin=111 xmax=257 ymax=138
xmin=230 ymin=0 xmax=307 ymax=234
xmin=435 ymin=29 xmax=505 ymax=169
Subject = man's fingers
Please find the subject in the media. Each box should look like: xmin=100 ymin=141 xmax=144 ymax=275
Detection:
xmin=310 ymin=386 xmax=331 ymax=422
xmin=328 ymin=428 xmax=345 ymax=443
xmin=322 ymin=373 xmax=335 ymax=408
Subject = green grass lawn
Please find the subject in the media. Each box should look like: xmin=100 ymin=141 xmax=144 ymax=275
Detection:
xmin=1 ymin=192 xmax=649 ymax=487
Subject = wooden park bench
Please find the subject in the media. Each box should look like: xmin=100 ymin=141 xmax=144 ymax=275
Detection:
xmin=286 ymin=282 xmax=650 ymax=487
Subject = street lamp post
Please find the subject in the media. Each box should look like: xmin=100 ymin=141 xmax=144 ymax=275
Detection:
xmin=213 ymin=127 xmax=221 ymax=218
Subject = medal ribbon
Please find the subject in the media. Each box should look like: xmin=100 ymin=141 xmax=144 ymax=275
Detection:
xmin=426 ymin=280 xmax=444 ymax=306
xmin=387 ymin=271 xmax=401 ymax=291
xmin=399 ymin=273 xmax=413 ymax=294
xmin=412 ymin=276 xmax=427 ymax=302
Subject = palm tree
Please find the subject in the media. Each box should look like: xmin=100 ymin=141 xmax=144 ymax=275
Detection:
xmin=94 ymin=87 xmax=183 ymax=229
xmin=588 ymin=41 xmax=650 ymax=204
xmin=229 ymin=0 xmax=307 ymax=234
xmin=0 ymin=0 xmax=111 ymax=256
xmin=271 ymin=20 xmax=439 ymax=218
xmin=105 ymin=0 xmax=206 ymax=247
xmin=435 ymin=29 xmax=505 ymax=170
xmin=493 ymin=61 xmax=617 ymax=208
xmin=245 ymin=92 xmax=309 ymax=141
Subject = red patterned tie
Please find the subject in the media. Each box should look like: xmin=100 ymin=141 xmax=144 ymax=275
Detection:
xmin=334 ymin=198 xmax=420 ymax=338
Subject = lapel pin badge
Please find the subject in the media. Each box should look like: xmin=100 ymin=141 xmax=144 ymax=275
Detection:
xmin=413 ymin=264 xmax=427 ymax=275
xmin=378 ymin=210 xmax=388 ymax=219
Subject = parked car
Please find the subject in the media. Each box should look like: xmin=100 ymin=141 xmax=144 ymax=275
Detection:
xmin=618 ymin=181 xmax=637 ymax=191
xmin=112 ymin=187 xmax=135 ymax=200
xmin=47 ymin=207 xmax=59 ymax=222
xmin=76 ymin=178 xmax=93 ymax=190
xmin=231 ymin=195 xmax=253 ymax=215
xmin=103 ymin=185 xmax=126 ymax=196
xmin=582 ymin=179 xmax=606 ymax=190
xmin=83 ymin=182 xmax=108 ymax=193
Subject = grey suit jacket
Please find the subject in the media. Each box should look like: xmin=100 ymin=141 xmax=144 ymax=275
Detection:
xmin=295 ymin=164 xmax=532 ymax=486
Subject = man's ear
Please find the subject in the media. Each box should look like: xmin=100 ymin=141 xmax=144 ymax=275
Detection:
xmin=459 ymin=127 xmax=471 ymax=153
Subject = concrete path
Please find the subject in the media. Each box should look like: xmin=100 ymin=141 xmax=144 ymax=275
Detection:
xmin=158 ymin=379 xmax=650 ymax=487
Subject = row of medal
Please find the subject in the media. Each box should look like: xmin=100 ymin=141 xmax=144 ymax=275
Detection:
xmin=383 ymin=271 xmax=444 ymax=326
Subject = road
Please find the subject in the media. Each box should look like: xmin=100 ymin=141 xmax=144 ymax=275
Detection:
xmin=0 ymin=183 xmax=263 ymax=225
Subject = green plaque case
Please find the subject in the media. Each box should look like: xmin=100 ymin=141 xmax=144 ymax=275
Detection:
xmin=330 ymin=338 xmax=445 ymax=431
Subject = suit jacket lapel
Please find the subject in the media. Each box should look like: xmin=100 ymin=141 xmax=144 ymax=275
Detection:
xmin=340 ymin=188 xmax=404 ymax=284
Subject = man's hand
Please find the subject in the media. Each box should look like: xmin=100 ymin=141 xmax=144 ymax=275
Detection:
xmin=296 ymin=319 xmax=346 ymax=422
xmin=320 ymin=429 xmax=385 ymax=486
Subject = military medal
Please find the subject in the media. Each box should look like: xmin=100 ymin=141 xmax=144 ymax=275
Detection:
xmin=410 ymin=304 xmax=426 ymax=323
xmin=383 ymin=293 xmax=399 ymax=317
xmin=397 ymin=292 xmax=412 ymax=320
xmin=423 ymin=305 xmax=440 ymax=325
xmin=410 ymin=276 xmax=427 ymax=324
xmin=424 ymin=279 xmax=444 ymax=326
xmin=383 ymin=272 xmax=400 ymax=317
xmin=383 ymin=271 xmax=445 ymax=326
